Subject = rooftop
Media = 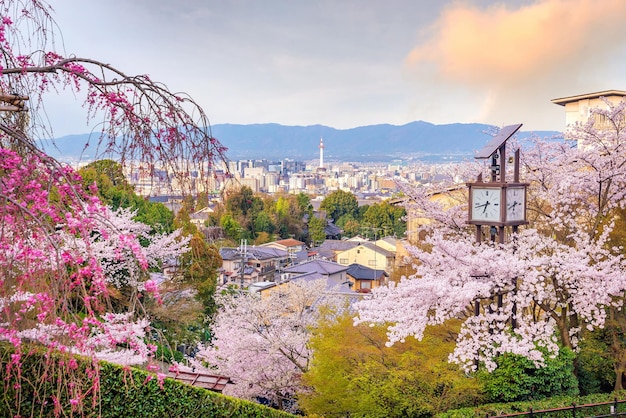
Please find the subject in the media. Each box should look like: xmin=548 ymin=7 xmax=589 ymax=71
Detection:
xmin=283 ymin=259 xmax=348 ymax=275
xmin=346 ymin=263 xmax=388 ymax=280
xmin=551 ymin=90 xmax=626 ymax=106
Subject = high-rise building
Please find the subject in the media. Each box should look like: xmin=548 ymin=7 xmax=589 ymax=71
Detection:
xmin=319 ymin=138 xmax=324 ymax=169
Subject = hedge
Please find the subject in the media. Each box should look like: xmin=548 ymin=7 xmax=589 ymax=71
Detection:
xmin=437 ymin=390 xmax=626 ymax=418
xmin=0 ymin=342 xmax=295 ymax=418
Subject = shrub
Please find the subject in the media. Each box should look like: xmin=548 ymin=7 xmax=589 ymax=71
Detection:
xmin=0 ymin=342 xmax=294 ymax=418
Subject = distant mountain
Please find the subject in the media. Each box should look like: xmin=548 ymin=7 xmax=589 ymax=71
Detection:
xmin=44 ymin=121 xmax=560 ymax=163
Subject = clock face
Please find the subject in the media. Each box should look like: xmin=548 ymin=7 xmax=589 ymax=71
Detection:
xmin=506 ymin=187 xmax=526 ymax=222
xmin=471 ymin=187 xmax=502 ymax=222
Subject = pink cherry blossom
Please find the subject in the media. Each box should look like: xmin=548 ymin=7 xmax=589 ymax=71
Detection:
xmin=357 ymin=105 xmax=626 ymax=372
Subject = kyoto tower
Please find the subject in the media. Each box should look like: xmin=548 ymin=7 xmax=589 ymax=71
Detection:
xmin=319 ymin=138 xmax=324 ymax=169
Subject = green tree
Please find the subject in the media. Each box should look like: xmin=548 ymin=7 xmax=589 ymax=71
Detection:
xmin=477 ymin=348 xmax=579 ymax=403
xmin=296 ymin=192 xmax=313 ymax=215
xmin=253 ymin=211 xmax=275 ymax=235
xmin=179 ymin=233 xmax=222 ymax=319
xmin=275 ymin=196 xmax=290 ymax=219
xmin=174 ymin=207 xmax=197 ymax=236
xmin=224 ymin=185 xmax=265 ymax=238
xmin=301 ymin=314 xmax=484 ymax=417
xmin=363 ymin=200 xmax=406 ymax=237
xmin=220 ymin=213 xmax=242 ymax=242
xmin=308 ymin=214 xmax=327 ymax=246
xmin=79 ymin=159 xmax=174 ymax=234
xmin=320 ymin=190 xmax=358 ymax=223
xmin=336 ymin=213 xmax=358 ymax=237
xmin=577 ymin=311 xmax=626 ymax=394
xmin=225 ymin=185 xmax=255 ymax=219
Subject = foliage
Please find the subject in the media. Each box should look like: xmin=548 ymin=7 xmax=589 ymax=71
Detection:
xmin=301 ymin=314 xmax=484 ymax=417
xmin=577 ymin=320 xmax=623 ymax=395
xmin=0 ymin=342 xmax=295 ymax=418
xmin=307 ymin=213 xmax=327 ymax=246
xmin=219 ymin=189 xmax=311 ymax=242
xmin=319 ymin=189 xmax=358 ymax=222
xmin=178 ymin=233 xmax=222 ymax=319
xmin=362 ymin=200 xmax=407 ymax=237
xmin=437 ymin=390 xmax=626 ymax=418
xmin=195 ymin=280 xmax=332 ymax=412
xmin=0 ymin=1 xmax=228 ymax=414
xmin=477 ymin=348 xmax=579 ymax=403
xmin=296 ymin=192 xmax=313 ymax=215
xmin=0 ymin=148 xmax=190 ymax=367
xmin=220 ymin=212 xmax=242 ymax=241
xmin=356 ymin=106 xmax=626 ymax=376
xmin=79 ymin=159 xmax=175 ymax=234
xmin=335 ymin=213 xmax=361 ymax=237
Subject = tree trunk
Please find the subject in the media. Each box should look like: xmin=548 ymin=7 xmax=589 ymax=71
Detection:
xmin=614 ymin=362 xmax=625 ymax=392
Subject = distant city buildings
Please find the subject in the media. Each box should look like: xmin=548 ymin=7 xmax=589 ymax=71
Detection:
xmin=111 ymin=132 xmax=469 ymax=205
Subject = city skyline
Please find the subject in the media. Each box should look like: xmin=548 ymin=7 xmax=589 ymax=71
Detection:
xmin=46 ymin=0 xmax=626 ymax=136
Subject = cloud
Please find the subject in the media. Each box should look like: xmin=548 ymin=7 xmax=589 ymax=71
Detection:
xmin=404 ymin=0 xmax=626 ymax=130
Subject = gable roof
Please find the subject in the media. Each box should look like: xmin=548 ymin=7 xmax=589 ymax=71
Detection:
xmin=377 ymin=236 xmax=398 ymax=247
xmin=290 ymin=272 xmax=356 ymax=294
xmin=346 ymin=263 xmax=388 ymax=280
xmin=220 ymin=246 xmax=288 ymax=261
xmin=273 ymin=238 xmax=305 ymax=247
xmin=551 ymin=90 xmax=626 ymax=106
xmin=337 ymin=242 xmax=395 ymax=257
xmin=318 ymin=240 xmax=360 ymax=252
xmin=283 ymin=259 xmax=348 ymax=275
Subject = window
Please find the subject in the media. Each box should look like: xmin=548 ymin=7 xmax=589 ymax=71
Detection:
xmin=360 ymin=281 xmax=371 ymax=289
xmin=368 ymin=260 xmax=377 ymax=267
xmin=339 ymin=258 xmax=348 ymax=264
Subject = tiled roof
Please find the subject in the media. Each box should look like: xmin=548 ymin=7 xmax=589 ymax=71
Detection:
xmin=220 ymin=246 xmax=288 ymax=261
xmin=318 ymin=240 xmax=359 ymax=252
xmin=283 ymin=259 xmax=348 ymax=275
xmin=344 ymin=242 xmax=395 ymax=257
xmin=291 ymin=272 xmax=355 ymax=293
xmin=274 ymin=238 xmax=305 ymax=247
xmin=346 ymin=263 xmax=388 ymax=280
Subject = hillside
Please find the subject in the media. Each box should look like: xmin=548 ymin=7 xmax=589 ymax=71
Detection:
xmin=43 ymin=121 xmax=560 ymax=162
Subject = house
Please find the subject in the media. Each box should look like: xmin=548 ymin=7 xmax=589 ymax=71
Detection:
xmin=335 ymin=242 xmax=395 ymax=273
xmin=281 ymin=259 xmax=348 ymax=283
xmin=219 ymin=246 xmax=288 ymax=287
xmin=314 ymin=239 xmax=360 ymax=262
xmin=189 ymin=206 xmax=214 ymax=228
xmin=346 ymin=263 xmax=388 ymax=293
xmin=552 ymin=90 xmax=626 ymax=148
xmin=261 ymin=238 xmax=306 ymax=263
xmin=374 ymin=236 xmax=398 ymax=253
xmin=253 ymin=269 xmax=364 ymax=308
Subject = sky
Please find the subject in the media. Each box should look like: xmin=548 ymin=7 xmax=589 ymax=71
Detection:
xmin=46 ymin=0 xmax=626 ymax=136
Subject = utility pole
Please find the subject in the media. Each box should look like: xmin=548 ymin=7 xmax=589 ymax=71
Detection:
xmin=239 ymin=239 xmax=247 ymax=290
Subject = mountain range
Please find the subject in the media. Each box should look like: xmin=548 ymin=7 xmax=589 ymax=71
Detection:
xmin=44 ymin=121 xmax=560 ymax=163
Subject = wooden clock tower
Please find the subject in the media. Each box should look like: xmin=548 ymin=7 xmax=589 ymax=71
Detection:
xmin=467 ymin=123 xmax=528 ymax=244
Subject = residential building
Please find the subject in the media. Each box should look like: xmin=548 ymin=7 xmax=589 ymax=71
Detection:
xmin=346 ymin=263 xmax=388 ymax=293
xmin=261 ymin=238 xmax=306 ymax=264
xmin=552 ymin=89 xmax=626 ymax=148
xmin=335 ymin=242 xmax=395 ymax=273
xmin=281 ymin=259 xmax=348 ymax=283
xmin=315 ymin=239 xmax=360 ymax=262
xmin=189 ymin=206 xmax=214 ymax=228
xmin=219 ymin=246 xmax=288 ymax=287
